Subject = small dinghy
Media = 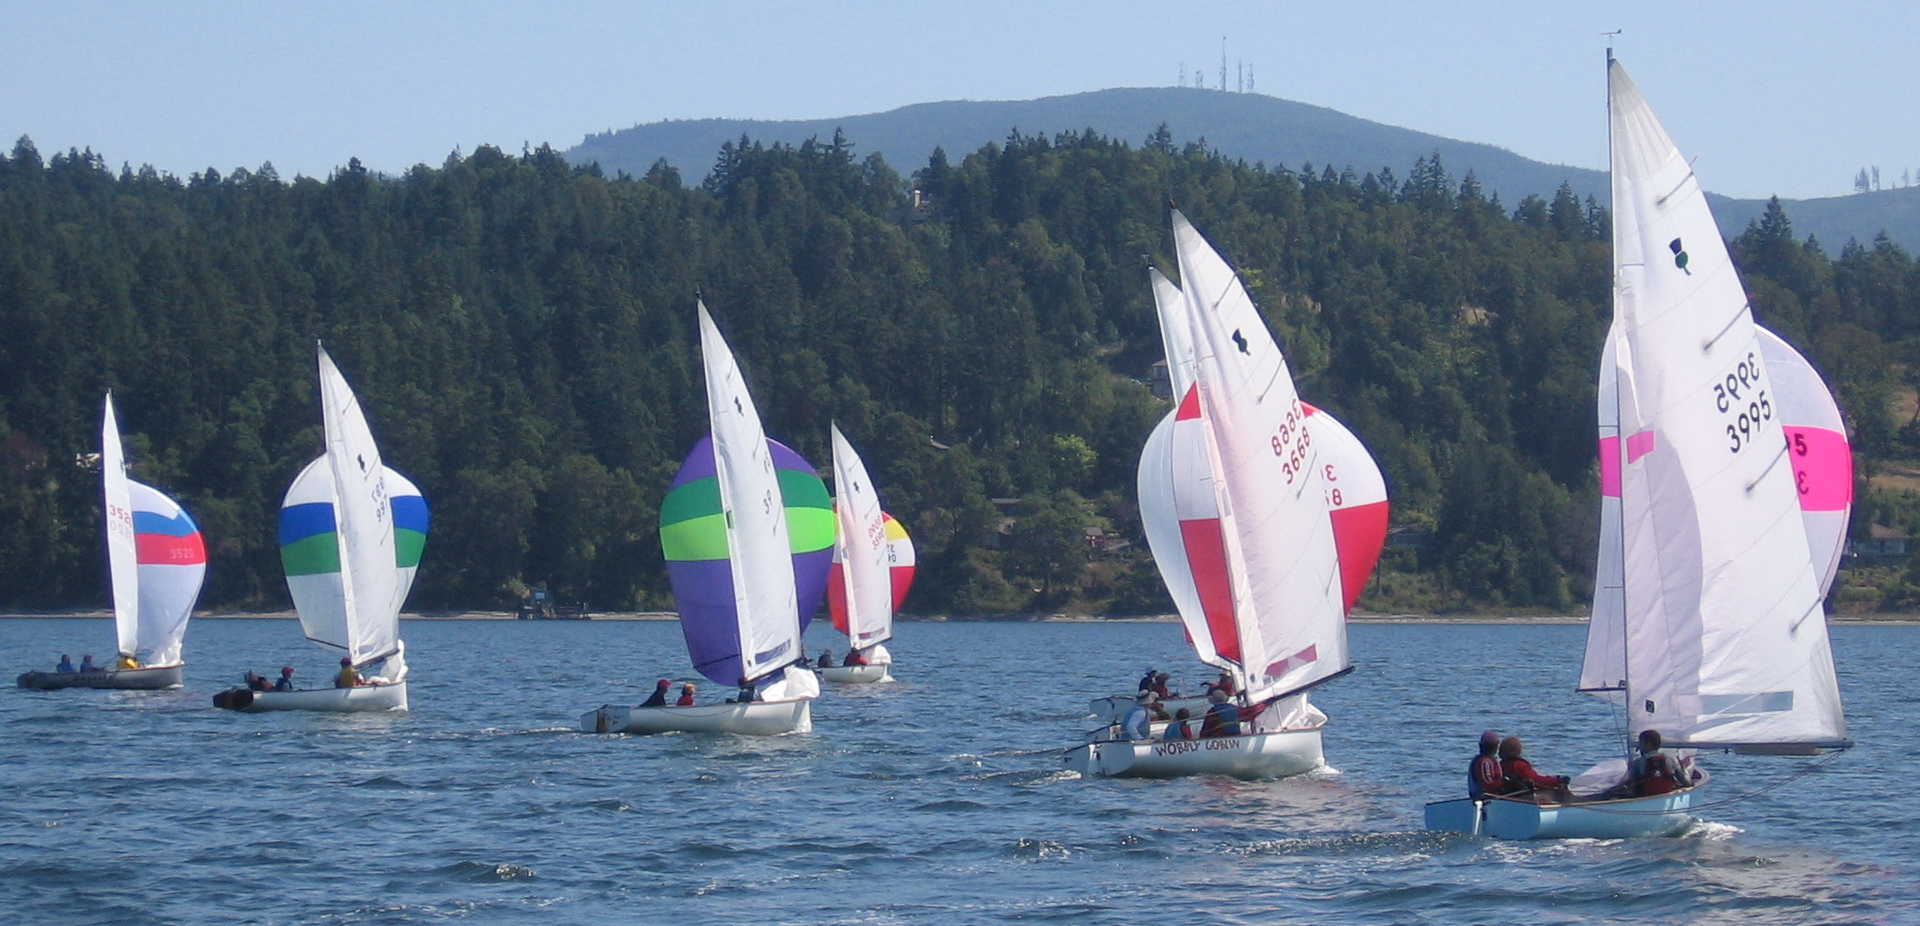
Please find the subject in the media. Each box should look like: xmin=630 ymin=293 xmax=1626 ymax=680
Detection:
xmin=581 ymin=301 xmax=828 ymax=736
xmin=1065 ymin=211 xmax=1386 ymax=780
xmin=215 ymin=347 xmax=428 ymax=713
xmin=818 ymin=424 xmax=914 ymax=684
xmin=19 ymin=394 xmax=204 ymax=692
xmin=1426 ymin=55 xmax=1850 ymax=838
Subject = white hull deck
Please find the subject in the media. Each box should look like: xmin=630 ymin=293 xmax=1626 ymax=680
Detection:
xmin=17 ymin=664 xmax=184 ymax=690
xmin=1425 ymin=777 xmax=1705 ymax=840
xmin=818 ymin=664 xmax=891 ymax=684
xmin=580 ymin=697 xmax=812 ymax=736
xmin=213 ymin=681 xmax=408 ymax=713
xmin=1064 ymin=726 xmax=1325 ymax=780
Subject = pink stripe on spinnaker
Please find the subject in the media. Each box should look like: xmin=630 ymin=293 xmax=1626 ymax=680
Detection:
xmin=1625 ymin=430 xmax=1655 ymax=463
xmin=1784 ymin=426 xmax=1852 ymax=512
xmin=1598 ymin=436 xmax=1621 ymax=498
xmin=1179 ymin=517 xmax=1239 ymax=664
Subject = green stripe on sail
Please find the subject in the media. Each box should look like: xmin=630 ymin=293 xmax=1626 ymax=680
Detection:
xmin=395 ymin=529 xmax=427 ymax=569
xmin=661 ymin=512 xmax=731 ymax=561
xmin=786 ymin=506 xmax=835 ymax=554
xmin=281 ymin=533 xmax=341 ymax=577
xmin=658 ymin=476 xmax=721 ymax=528
xmin=777 ymin=468 xmax=831 ymax=510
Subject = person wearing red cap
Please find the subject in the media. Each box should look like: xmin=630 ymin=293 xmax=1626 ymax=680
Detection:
xmin=274 ymin=666 xmax=295 ymax=691
xmin=641 ymin=679 xmax=671 ymax=708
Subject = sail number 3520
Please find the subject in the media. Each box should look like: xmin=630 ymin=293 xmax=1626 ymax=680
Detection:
xmin=1717 ymin=351 xmax=1772 ymax=454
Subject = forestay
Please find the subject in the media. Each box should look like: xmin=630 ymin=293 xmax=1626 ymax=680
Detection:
xmin=1169 ymin=211 xmax=1348 ymax=704
xmin=1601 ymin=59 xmax=1846 ymax=751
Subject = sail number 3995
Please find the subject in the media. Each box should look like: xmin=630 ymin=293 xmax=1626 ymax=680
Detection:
xmin=1718 ymin=351 xmax=1772 ymax=454
xmin=1270 ymin=406 xmax=1312 ymax=484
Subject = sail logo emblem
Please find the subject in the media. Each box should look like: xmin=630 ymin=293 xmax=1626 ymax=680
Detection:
xmin=1669 ymin=238 xmax=1691 ymax=275
xmin=1231 ymin=330 xmax=1250 ymax=354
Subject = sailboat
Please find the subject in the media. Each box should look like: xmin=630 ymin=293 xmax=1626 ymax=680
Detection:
xmin=581 ymin=301 xmax=825 ymax=736
xmin=1425 ymin=54 xmax=1851 ymax=839
xmin=819 ymin=424 xmax=914 ymax=684
xmin=1088 ymin=268 xmax=1389 ymax=727
xmin=1066 ymin=210 xmax=1371 ymax=779
xmin=18 ymin=394 xmax=205 ymax=691
xmin=214 ymin=347 xmax=427 ymax=712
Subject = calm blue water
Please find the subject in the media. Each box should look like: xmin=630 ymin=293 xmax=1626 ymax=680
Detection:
xmin=1 ymin=618 xmax=1912 ymax=926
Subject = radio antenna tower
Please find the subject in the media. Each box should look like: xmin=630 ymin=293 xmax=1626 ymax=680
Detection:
xmin=1220 ymin=37 xmax=1228 ymax=91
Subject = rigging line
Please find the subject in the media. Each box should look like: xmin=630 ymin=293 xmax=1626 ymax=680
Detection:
xmin=1743 ymin=440 xmax=1790 ymax=494
xmin=1701 ymin=302 xmax=1752 ymax=352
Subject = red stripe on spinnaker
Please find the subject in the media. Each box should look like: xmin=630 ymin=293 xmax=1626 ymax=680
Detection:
xmin=1179 ymin=517 xmax=1239 ymax=663
xmin=136 ymin=532 xmax=206 ymax=566
xmin=1331 ymin=501 xmax=1389 ymax=613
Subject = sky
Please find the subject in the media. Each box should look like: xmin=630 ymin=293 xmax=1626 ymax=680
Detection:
xmin=4 ymin=0 xmax=1916 ymax=201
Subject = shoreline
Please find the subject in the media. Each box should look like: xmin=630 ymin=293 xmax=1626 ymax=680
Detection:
xmin=2 ymin=610 xmax=1914 ymax=625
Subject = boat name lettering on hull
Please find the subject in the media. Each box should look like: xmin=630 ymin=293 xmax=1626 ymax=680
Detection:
xmin=1152 ymin=738 xmax=1247 ymax=756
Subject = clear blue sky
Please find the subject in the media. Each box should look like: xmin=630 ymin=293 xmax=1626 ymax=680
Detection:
xmin=4 ymin=0 xmax=1914 ymax=200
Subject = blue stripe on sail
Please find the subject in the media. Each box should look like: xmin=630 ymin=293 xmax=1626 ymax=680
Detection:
xmin=391 ymin=495 xmax=429 ymax=534
xmin=279 ymin=502 xmax=336 ymax=546
xmin=132 ymin=509 xmax=198 ymax=537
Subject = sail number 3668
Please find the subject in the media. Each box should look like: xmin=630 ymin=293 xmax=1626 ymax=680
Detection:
xmin=1717 ymin=351 xmax=1772 ymax=454
xmin=1270 ymin=406 xmax=1312 ymax=484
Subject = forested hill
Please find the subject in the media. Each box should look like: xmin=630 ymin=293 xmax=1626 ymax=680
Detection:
xmin=2 ymin=131 xmax=1917 ymax=616
xmin=565 ymin=87 xmax=1920 ymax=252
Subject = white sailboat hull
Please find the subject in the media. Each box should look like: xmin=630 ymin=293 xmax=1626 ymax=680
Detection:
xmin=1063 ymin=727 xmax=1324 ymax=780
xmin=580 ymin=697 xmax=812 ymax=736
xmin=16 ymin=664 xmax=183 ymax=690
xmin=1425 ymin=781 xmax=1703 ymax=840
xmin=213 ymin=681 xmax=408 ymax=713
xmin=818 ymin=664 xmax=891 ymax=684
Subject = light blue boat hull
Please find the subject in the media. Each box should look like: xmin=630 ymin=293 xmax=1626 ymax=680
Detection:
xmin=1426 ymin=777 xmax=1704 ymax=840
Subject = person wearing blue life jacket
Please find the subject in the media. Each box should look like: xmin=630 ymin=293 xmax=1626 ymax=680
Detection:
xmin=1119 ymin=692 xmax=1156 ymax=741
xmin=55 ymin=654 xmax=75 ymax=673
xmin=1199 ymin=689 xmax=1241 ymax=737
xmin=1162 ymin=707 xmax=1195 ymax=741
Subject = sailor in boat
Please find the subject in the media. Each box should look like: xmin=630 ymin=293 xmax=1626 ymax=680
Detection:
xmin=815 ymin=648 xmax=833 ymax=669
xmin=334 ymin=657 xmax=362 ymax=689
xmin=1468 ymin=730 xmax=1505 ymax=799
xmin=1164 ymin=708 xmax=1195 ymax=741
xmin=675 ymin=682 xmax=696 ymax=706
xmin=243 ymin=670 xmax=271 ymax=691
xmin=116 ymin=654 xmax=139 ymax=670
xmin=842 ymin=648 xmax=868 ymax=667
xmin=55 ymin=655 xmax=75 ymax=673
xmin=79 ymin=655 xmax=97 ymax=673
xmin=1199 ymin=689 xmax=1244 ymax=737
xmin=729 ymin=677 xmax=758 ymax=704
xmin=640 ymin=679 xmax=671 ymax=708
xmin=1624 ymin=730 xmax=1691 ymax=796
xmin=275 ymin=666 xmax=295 ymax=691
xmin=1119 ymin=692 xmax=1156 ymax=741
xmin=1497 ymin=736 xmax=1571 ymax=801
xmin=1202 ymin=671 xmax=1234 ymax=698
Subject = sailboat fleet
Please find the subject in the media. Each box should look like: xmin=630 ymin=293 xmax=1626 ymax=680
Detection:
xmin=8 ymin=52 xmax=1856 ymax=839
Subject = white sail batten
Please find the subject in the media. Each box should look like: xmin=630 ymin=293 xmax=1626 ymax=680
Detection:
xmin=1607 ymin=60 xmax=1846 ymax=750
xmin=318 ymin=347 xmax=402 ymax=667
xmin=1171 ymin=211 xmax=1347 ymax=703
xmin=102 ymin=394 xmax=142 ymax=660
xmin=698 ymin=302 xmax=801 ymax=683
xmin=830 ymin=423 xmax=893 ymax=650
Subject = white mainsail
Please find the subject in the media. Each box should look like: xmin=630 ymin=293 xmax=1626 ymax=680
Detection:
xmin=102 ymin=394 xmax=141 ymax=661
xmin=1169 ymin=211 xmax=1348 ymax=703
xmin=698 ymin=301 xmax=801 ymax=682
xmin=1600 ymin=58 xmax=1846 ymax=751
xmin=830 ymin=423 xmax=893 ymax=651
xmin=317 ymin=346 xmax=403 ymax=668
